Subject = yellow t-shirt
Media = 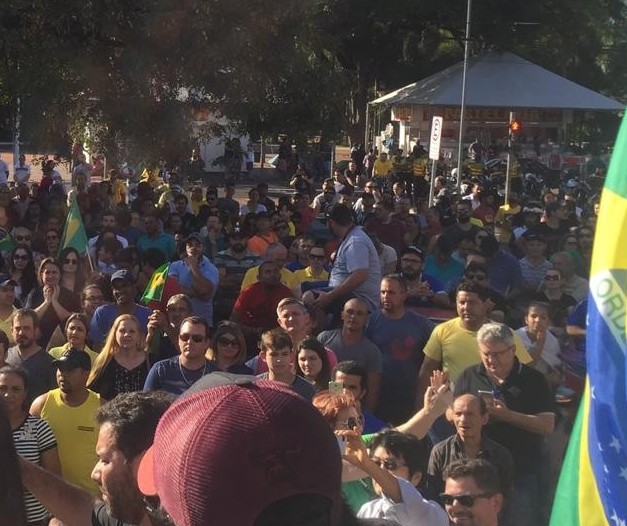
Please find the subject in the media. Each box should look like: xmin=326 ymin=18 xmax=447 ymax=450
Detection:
xmin=372 ymin=159 xmax=395 ymax=177
xmin=49 ymin=344 xmax=98 ymax=369
xmin=111 ymin=180 xmax=127 ymax=207
xmin=0 ymin=306 xmax=17 ymax=345
xmin=240 ymin=266 xmax=298 ymax=291
xmin=423 ymin=317 xmax=532 ymax=382
xmin=40 ymin=388 xmax=101 ymax=495
xmin=293 ymin=267 xmax=330 ymax=285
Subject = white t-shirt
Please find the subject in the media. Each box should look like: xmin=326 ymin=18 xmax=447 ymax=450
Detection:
xmin=515 ymin=327 xmax=562 ymax=372
xmin=14 ymin=163 xmax=31 ymax=184
xmin=379 ymin=242 xmax=398 ymax=274
xmin=358 ymin=476 xmax=449 ymax=526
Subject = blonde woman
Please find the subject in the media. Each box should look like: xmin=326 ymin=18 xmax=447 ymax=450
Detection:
xmin=87 ymin=315 xmax=148 ymax=400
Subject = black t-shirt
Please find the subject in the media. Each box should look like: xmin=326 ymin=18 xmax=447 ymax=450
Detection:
xmin=92 ymin=503 xmax=131 ymax=526
xmin=454 ymin=360 xmax=555 ymax=474
xmin=529 ymin=223 xmax=569 ymax=254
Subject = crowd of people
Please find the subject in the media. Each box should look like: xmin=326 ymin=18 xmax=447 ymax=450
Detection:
xmin=0 ymin=151 xmax=597 ymax=526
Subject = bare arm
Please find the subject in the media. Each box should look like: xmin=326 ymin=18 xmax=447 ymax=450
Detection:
xmin=415 ymin=356 xmax=441 ymax=408
xmin=490 ymin=401 xmax=555 ymax=434
xmin=566 ymin=325 xmax=586 ymax=337
xmin=340 ymin=431 xmax=402 ymax=503
xmin=363 ymin=372 xmax=381 ymax=413
xmin=325 ymin=268 xmax=369 ymax=302
xmin=19 ymin=457 xmax=97 ymax=525
xmin=30 ymin=393 xmax=48 ymax=417
xmin=398 ymin=376 xmax=452 ymax=439
xmin=41 ymin=446 xmax=62 ymax=476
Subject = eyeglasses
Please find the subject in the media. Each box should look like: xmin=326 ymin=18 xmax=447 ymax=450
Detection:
xmin=179 ymin=333 xmax=205 ymax=343
xmin=544 ymin=275 xmax=561 ymax=281
xmin=13 ymin=254 xmax=29 ymax=261
xmin=15 ymin=236 xmax=31 ymax=242
xmin=482 ymin=345 xmax=514 ymax=360
xmin=217 ymin=336 xmax=239 ymax=347
xmin=336 ymin=415 xmax=363 ymax=430
xmin=372 ymin=457 xmax=405 ymax=471
xmin=64 ymin=258 xmax=78 ymax=264
xmin=466 ymin=274 xmax=487 ymax=281
xmin=440 ymin=493 xmax=495 ymax=507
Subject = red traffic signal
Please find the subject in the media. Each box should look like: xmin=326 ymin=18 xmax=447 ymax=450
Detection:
xmin=509 ymin=119 xmax=521 ymax=141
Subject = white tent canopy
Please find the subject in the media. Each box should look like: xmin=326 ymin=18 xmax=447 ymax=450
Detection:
xmin=371 ymin=51 xmax=624 ymax=111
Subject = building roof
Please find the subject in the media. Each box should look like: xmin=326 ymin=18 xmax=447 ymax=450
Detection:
xmin=370 ymin=51 xmax=624 ymax=111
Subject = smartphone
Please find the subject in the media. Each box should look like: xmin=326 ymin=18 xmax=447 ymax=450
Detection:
xmin=328 ymin=381 xmax=343 ymax=394
xmin=478 ymin=390 xmax=495 ymax=403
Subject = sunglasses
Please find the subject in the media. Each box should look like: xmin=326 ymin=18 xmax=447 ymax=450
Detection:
xmin=544 ymin=275 xmax=561 ymax=281
xmin=440 ymin=493 xmax=495 ymax=507
xmin=336 ymin=416 xmax=363 ymax=430
xmin=309 ymin=254 xmax=325 ymax=260
xmin=13 ymin=254 xmax=29 ymax=261
xmin=179 ymin=333 xmax=205 ymax=343
xmin=64 ymin=258 xmax=78 ymax=264
xmin=372 ymin=458 xmax=405 ymax=471
xmin=466 ymin=274 xmax=486 ymax=281
xmin=217 ymin=336 xmax=238 ymax=347
xmin=15 ymin=236 xmax=31 ymax=242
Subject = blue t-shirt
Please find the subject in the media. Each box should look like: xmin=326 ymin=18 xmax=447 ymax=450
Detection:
xmin=365 ymin=310 xmax=435 ymax=424
xmin=169 ymin=256 xmax=219 ymax=325
xmin=90 ymin=304 xmax=152 ymax=348
xmin=144 ymin=357 xmax=217 ymax=396
xmin=329 ymin=226 xmax=381 ymax=313
xmin=404 ymin=273 xmax=446 ymax=308
xmin=487 ymin=250 xmax=523 ymax=296
xmin=424 ymin=255 xmax=464 ymax=290
xmin=136 ymin=232 xmax=176 ymax=259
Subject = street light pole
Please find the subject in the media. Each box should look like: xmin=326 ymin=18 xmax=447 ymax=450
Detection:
xmin=456 ymin=0 xmax=472 ymax=190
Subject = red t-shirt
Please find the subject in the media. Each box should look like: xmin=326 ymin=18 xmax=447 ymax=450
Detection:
xmin=233 ymin=282 xmax=292 ymax=329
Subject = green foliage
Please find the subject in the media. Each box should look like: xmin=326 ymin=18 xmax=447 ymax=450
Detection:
xmin=0 ymin=0 xmax=625 ymax=159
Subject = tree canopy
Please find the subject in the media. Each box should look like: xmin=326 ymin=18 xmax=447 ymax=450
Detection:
xmin=0 ymin=0 xmax=624 ymax=161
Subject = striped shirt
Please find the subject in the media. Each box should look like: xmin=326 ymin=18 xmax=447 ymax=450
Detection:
xmin=12 ymin=415 xmax=57 ymax=522
xmin=519 ymin=257 xmax=553 ymax=289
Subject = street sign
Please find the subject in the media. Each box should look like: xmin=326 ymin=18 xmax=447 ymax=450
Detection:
xmin=429 ymin=116 xmax=443 ymax=161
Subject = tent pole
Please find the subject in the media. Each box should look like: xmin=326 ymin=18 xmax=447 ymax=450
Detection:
xmin=456 ymin=0 xmax=472 ymax=191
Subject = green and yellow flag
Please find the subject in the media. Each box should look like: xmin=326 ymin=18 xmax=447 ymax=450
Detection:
xmin=141 ymin=263 xmax=171 ymax=304
xmin=60 ymin=198 xmax=88 ymax=254
xmin=549 ymin=112 xmax=627 ymax=525
xmin=0 ymin=230 xmax=16 ymax=252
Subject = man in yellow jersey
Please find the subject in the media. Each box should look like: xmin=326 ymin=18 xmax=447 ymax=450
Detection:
xmin=30 ymin=348 xmax=101 ymax=495
xmin=416 ymin=280 xmax=532 ymax=402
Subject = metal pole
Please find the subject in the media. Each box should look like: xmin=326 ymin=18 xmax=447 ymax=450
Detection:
xmin=505 ymin=111 xmax=514 ymax=206
xmin=456 ymin=0 xmax=472 ymax=190
xmin=13 ymin=96 xmax=21 ymax=165
xmin=429 ymin=159 xmax=437 ymax=206
xmin=364 ymin=103 xmax=370 ymax=151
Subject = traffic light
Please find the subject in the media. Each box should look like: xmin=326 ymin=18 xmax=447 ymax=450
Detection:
xmin=509 ymin=119 xmax=521 ymax=142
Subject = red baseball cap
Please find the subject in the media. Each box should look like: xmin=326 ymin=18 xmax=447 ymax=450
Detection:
xmin=137 ymin=376 xmax=343 ymax=526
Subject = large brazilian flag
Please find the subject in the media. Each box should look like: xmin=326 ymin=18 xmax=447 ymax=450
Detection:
xmin=550 ymin=113 xmax=627 ymax=525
